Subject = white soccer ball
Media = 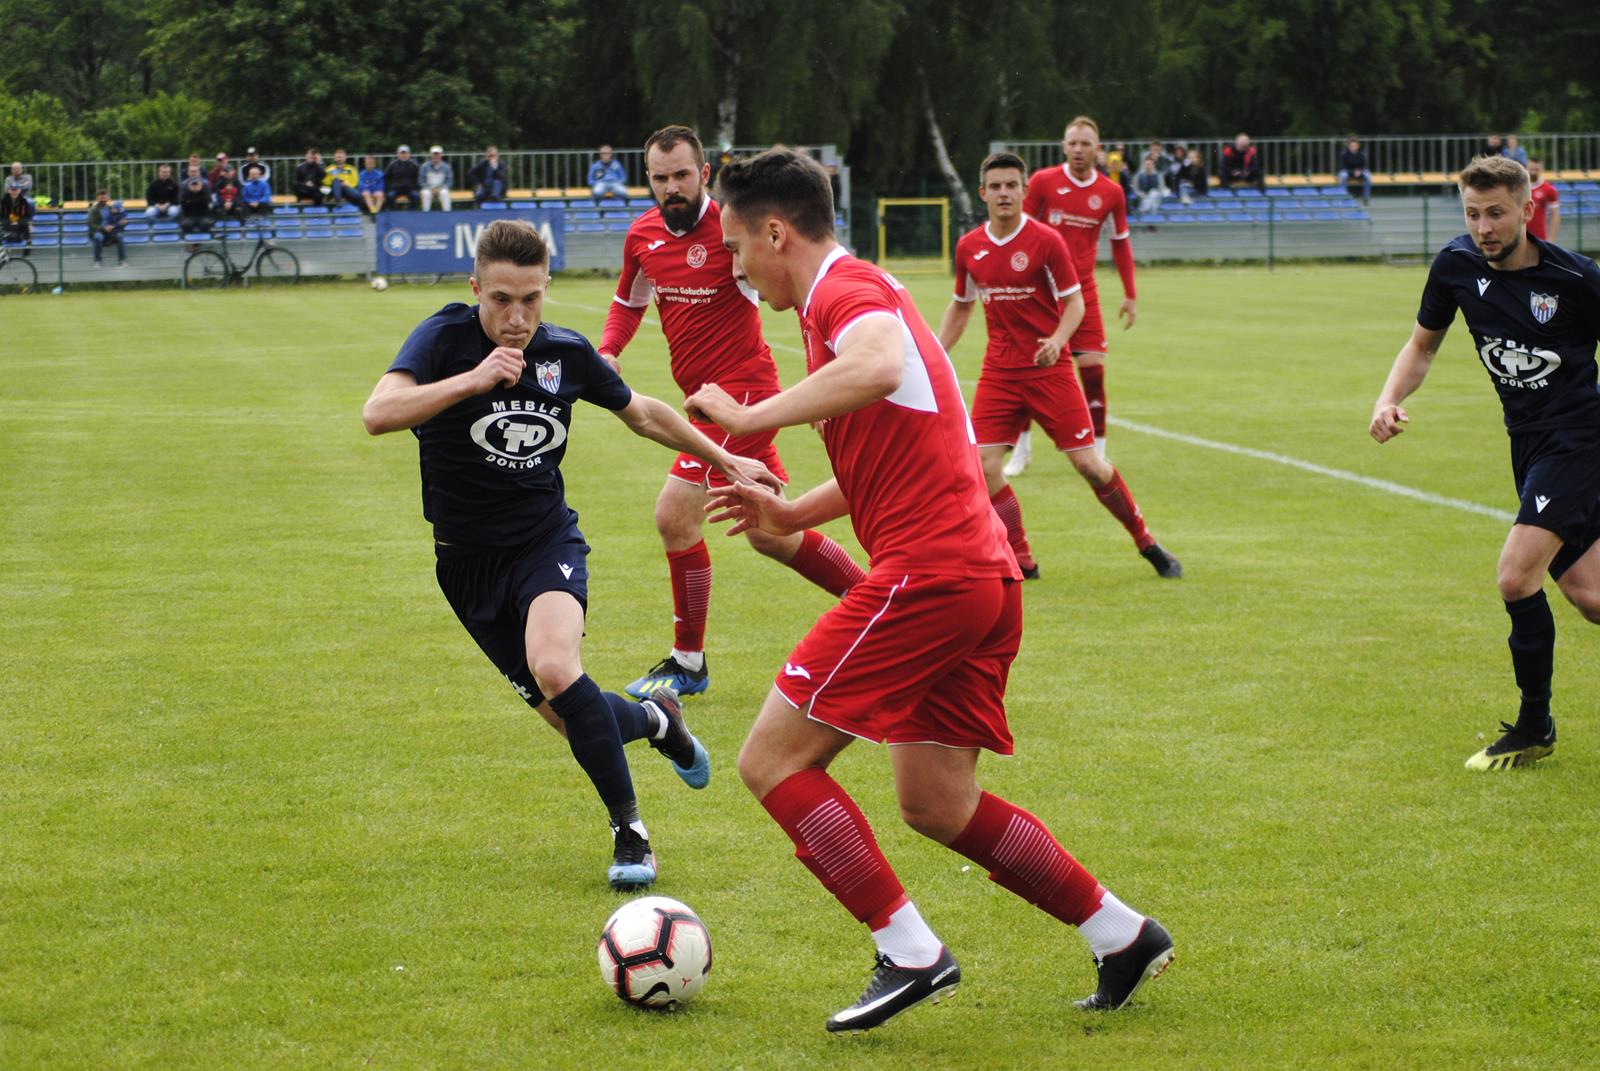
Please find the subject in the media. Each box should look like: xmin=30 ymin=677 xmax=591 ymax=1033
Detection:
xmin=370 ymin=276 xmax=389 ymax=291
xmin=597 ymin=895 xmax=712 ymax=1008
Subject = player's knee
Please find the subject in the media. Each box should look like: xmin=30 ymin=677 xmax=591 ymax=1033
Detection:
xmin=654 ymin=502 xmax=701 ymax=545
xmin=898 ymin=797 xmax=964 ymax=844
xmin=1069 ymin=449 xmax=1112 ymax=486
xmin=737 ymin=739 xmax=781 ymax=798
xmin=744 ymin=526 xmax=794 ymax=561
xmin=1496 ymin=565 xmax=1542 ymax=602
xmin=528 ymin=656 xmax=581 ymax=698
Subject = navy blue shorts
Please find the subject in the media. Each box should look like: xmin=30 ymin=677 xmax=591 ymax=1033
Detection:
xmin=434 ymin=533 xmax=590 ymax=708
xmin=1511 ymin=427 xmax=1600 ymax=580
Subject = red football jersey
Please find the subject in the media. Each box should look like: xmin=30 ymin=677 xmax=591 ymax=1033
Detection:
xmin=1529 ymin=180 xmax=1559 ymax=240
xmin=953 ymin=218 xmax=1081 ymax=374
xmin=612 ymin=197 xmax=780 ymax=395
xmin=1022 ymin=165 xmax=1130 ymax=285
xmin=800 ymin=249 xmax=1018 ymax=579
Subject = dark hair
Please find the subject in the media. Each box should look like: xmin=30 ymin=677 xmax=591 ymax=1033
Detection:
xmin=474 ymin=219 xmax=550 ymax=274
xmin=1459 ymin=154 xmax=1529 ymax=200
xmin=979 ymin=151 xmax=1028 ymax=183
xmin=716 ymin=148 xmax=834 ymax=241
xmin=644 ymin=125 xmax=705 ymax=168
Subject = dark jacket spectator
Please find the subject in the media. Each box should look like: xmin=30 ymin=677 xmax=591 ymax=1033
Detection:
xmin=145 ymin=166 xmax=181 ymax=219
xmin=207 ymin=153 xmax=231 ymax=188
xmin=384 ymin=147 xmax=420 ymax=207
xmin=87 ymin=192 xmax=129 ymax=265
xmin=468 ymin=147 xmax=507 ymax=205
xmin=1177 ymin=149 xmax=1208 ymax=201
xmin=179 ymin=173 xmax=213 ymax=234
xmin=1338 ymin=139 xmax=1371 ymax=202
xmin=293 ymin=151 xmax=326 ymax=205
xmin=1220 ymin=134 xmax=1264 ymax=191
xmin=1 ymin=188 xmax=33 ymax=246
xmin=213 ymin=168 xmax=242 ymax=218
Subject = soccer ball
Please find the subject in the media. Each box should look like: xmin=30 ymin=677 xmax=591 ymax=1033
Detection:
xmin=370 ymin=276 xmax=388 ymax=291
xmin=597 ymin=895 xmax=712 ymax=1008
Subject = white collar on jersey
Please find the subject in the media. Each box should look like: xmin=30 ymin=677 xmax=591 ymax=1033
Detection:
xmin=802 ymin=244 xmax=851 ymax=316
xmin=984 ymin=219 xmax=1030 ymax=247
xmin=664 ymin=194 xmax=713 ymax=238
xmin=1060 ymin=163 xmax=1099 ymax=188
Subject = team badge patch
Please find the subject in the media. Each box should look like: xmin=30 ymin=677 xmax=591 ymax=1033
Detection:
xmin=687 ymin=243 xmax=708 ymax=269
xmin=1088 ymin=194 xmax=1103 ymax=210
xmin=1530 ymin=292 xmax=1558 ymax=324
xmin=535 ymin=360 xmax=562 ymax=393
xmin=1010 ymin=251 xmax=1030 ymax=271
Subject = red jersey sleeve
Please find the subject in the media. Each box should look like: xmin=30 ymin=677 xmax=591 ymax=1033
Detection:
xmin=601 ymin=234 xmax=652 ymax=355
xmin=1040 ymin=227 xmax=1079 ymax=298
xmin=952 ymin=235 xmax=977 ymax=302
xmin=1105 ymin=183 xmax=1137 ymax=299
xmin=1107 ymin=182 xmax=1130 ymax=240
xmin=1023 ymin=171 xmax=1046 ymax=221
xmin=812 ymin=270 xmax=900 ymax=354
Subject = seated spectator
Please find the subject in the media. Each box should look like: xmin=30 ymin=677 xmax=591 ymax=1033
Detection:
xmin=145 ymin=163 xmax=181 ymax=219
xmin=1504 ymin=134 xmax=1529 ymax=166
xmin=293 ymin=148 xmax=326 ymax=206
xmin=1105 ymin=142 xmax=1131 ymax=202
xmin=1528 ymin=157 xmax=1560 ymax=242
xmin=384 ymin=145 xmax=419 ymax=209
xmin=467 ymin=145 xmax=506 ymax=206
xmin=212 ymin=164 xmax=242 ymax=220
xmin=1220 ymin=132 xmax=1264 ymax=191
xmin=5 ymin=161 xmax=33 ymax=203
xmin=708 ymin=143 xmax=734 ymax=188
xmin=420 ymin=146 xmax=453 ymax=211
xmin=1141 ymin=140 xmax=1173 ymax=184
xmin=324 ymin=148 xmax=362 ymax=208
xmin=1 ymin=185 xmax=33 ymax=248
xmin=1338 ymin=137 xmax=1371 ymax=203
xmin=240 ymin=166 xmax=274 ymax=223
xmin=178 ymin=170 xmax=213 ymax=236
xmin=207 ymin=152 xmax=231 ymax=188
xmin=1133 ymin=157 xmax=1166 ymax=216
xmin=1481 ymin=133 xmax=1504 ymax=160
xmin=358 ymin=155 xmax=386 ymax=214
xmin=1177 ymin=147 xmax=1208 ymax=202
xmin=1166 ymin=142 xmax=1187 ymax=193
xmin=241 ymin=147 xmax=270 ymax=184
xmin=588 ymin=144 xmax=627 ymax=200
xmin=88 ymin=189 xmax=129 ymax=267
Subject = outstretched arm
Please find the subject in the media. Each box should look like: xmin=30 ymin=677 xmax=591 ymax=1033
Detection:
xmin=706 ymin=477 xmax=849 ymax=538
xmin=1370 ymin=322 xmax=1448 ymax=443
xmin=616 ymin=391 xmax=782 ymax=490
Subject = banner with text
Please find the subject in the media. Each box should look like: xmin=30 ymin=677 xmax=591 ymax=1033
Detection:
xmin=375 ymin=207 xmax=565 ymax=275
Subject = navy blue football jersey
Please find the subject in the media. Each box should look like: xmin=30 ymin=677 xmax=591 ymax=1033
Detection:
xmin=1417 ymin=234 xmax=1600 ymax=434
xmin=388 ymin=303 xmax=633 ymax=547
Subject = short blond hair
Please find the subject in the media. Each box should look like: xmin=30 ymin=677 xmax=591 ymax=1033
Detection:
xmin=1064 ymin=116 xmax=1100 ymax=141
xmin=1459 ymin=155 xmax=1529 ymax=201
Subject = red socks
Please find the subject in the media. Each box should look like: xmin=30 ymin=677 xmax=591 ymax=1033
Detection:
xmin=787 ymin=529 xmax=867 ymax=597
xmin=948 ymin=791 xmax=1105 ymax=926
xmin=1080 ymin=364 xmax=1107 ymax=439
xmin=760 ymin=768 xmax=907 ymax=925
xmin=666 ymin=540 xmax=712 ymax=652
xmin=1094 ymin=470 xmax=1154 ymax=549
xmin=990 ymin=485 xmax=1036 ymax=570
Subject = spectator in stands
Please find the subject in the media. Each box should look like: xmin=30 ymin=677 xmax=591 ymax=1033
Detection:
xmin=5 ymin=161 xmax=33 ymax=202
xmin=241 ymin=166 xmax=273 ymax=223
xmin=241 ymin=147 xmax=270 ymax=184
xmin=212 ymin=163 xmax=242 ymax=219
xmin=325 ymin=148 xmax=361 ymax=208
xmin=293 ymin=148 xmax=326 ymax=206
xmin=1106 ymin=142 xmax=1132 ymax=202
xmin=1338 ymin=137 xmax=1371 ymax=203
xmin=468 ymin=145 xmax=506 ymax=206
xmin=384 ymin=145 xmax=419 ymax=209
xmin=145 ymin=163 xmax=180 ymax=219
xmin=1481 ymin=133 xmax=1503 ymax=160
xmin=588 ymin=144 xmax=627 ymax=200
xmin=1504 ymin=134 xmax=1529 ymax=166
xmin=1141 ymin=140 xmax=1173 ymax=183
xmin=420 ymin=145 xmax=453 ymax=211
xmin=1220 ymin=132 xmax=1264 ymax=191
xmin=87 ymin=189 xmax=129 ymax=267
xmin=1528 ymin=157 xmax=1561 ymax=242
xmin=1166 ymin=142 xmax=1187 ymax=192
xmin=179 ymin=170 xmax=213 ymax=236
xmin=207 ymin=152 xmax=231 ymax=188
xmin=1133 ymin=156 xmax=1166 ymax=216
xmin=708 ymin=143 xmax=734 ymax=188
xmin=1177 ymin=147 xmax=1208 ymax=203
xmin=1 ymin=183 xmax=32 ymax=248
xmin=359 ymin=155 xmax=386 ymax=214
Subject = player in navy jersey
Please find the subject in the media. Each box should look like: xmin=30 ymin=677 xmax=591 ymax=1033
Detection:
xmin=363 ymin=220 xmax=780 ymax=887
xmin=1371 ymin=155 xmax=1600 ymax=771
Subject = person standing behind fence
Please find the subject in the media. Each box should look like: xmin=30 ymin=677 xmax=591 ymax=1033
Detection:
xmin=5 ymin=162 xmax=33 ymax=203
xmin=1528 ymin=158 xmax=1560 ymax=242
xmin=88 ymin=190 xmax=128 ymax=267
xmin=241 ymin=147 xmax=270 ymax=185
xmin=145 ymin=164 xmax=180 ymax=220
xmin=325 ymin=149 xmax=362 ymax=209
xmin=588 ymin=145 xmax=627 ymax=200
xmin=385 ymin=146 xmax=420 ymax=209
xmin=359 ymin=156 xmax=386 ymax=215
xmin=293 ymin=149 xmax=326 ymax=206
xmin=468 ymin=146 xmax=506 ymax=206
xmin=1504 ymin=135 xmax=1529 ymax=167
xmin=420 ymin=146 xmax=453 ymax=211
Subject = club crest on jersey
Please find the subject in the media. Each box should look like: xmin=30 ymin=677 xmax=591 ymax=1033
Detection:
xmin=1087 ymin=194 xmax=1103 ymax=210
xmin=687 ymin=243 xmax=708 ymax=269
xmin=534 ymin=360 xmax=561 ymax=393
xmin=1530 ymin=292 xmax=1558 ymax=324
xmin=1010 ymin=251 xmax=1030 ymax=271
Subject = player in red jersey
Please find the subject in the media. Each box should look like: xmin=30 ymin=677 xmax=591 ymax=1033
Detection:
xmin=939 ymin=152 xmax=1181 ymax=579
xmin=1017 ymin=115 xmax=1140 ymax=467
xmin=1527 ymin=157 xmax=1561 ymax=242
xmin=686 ymin=149 xmax=1173 ymax=1033
xmin=600 ymin=126 xmax=865 ymax=700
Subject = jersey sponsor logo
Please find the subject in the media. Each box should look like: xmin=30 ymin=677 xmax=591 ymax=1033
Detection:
xmin=972 ymin=249 xmax=990 ymax=260
xmin=687 ymin=243 xmax=708 ymax=269
xmin=646 ymin=239 xmax=666 ymax=251
xmin=783 ymin=662 xmax=812 ymax=680
xmin=1477 ymin=337 xmax=1562 ymax=389
xmin=1530 ymin=292 xmax=1559 ymax=324
xmin=1477 ymin=277 xmax=1491 ymax=297
xmin=535 ymin=360 xmax=561 ymax=393
xmin=1535 ymin=495 xmax=1551 ymax=513
xmin=1010 ymin=251 xmax=1029 ymax=271
xmin=1087 ymin=194 xmax=1103 ymax=210
xmin=558 ymin=562 xmax=574 ymax=578
xmin=470 ymin=400 xmax=568 ymax=468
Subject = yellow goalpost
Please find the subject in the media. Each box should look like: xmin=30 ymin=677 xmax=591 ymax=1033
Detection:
xmin=876 ymin=197 xmax=951 ymax=274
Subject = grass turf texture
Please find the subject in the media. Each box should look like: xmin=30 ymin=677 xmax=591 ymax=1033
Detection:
xmin=3 ymin=266 xmax=1597 ymax=1069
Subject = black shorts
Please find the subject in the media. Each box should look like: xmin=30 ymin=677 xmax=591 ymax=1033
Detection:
xmin=1511 ymin=426 xmax=1600 ymax=580
xmin=434 ymin=532 xmax=590 ymax=708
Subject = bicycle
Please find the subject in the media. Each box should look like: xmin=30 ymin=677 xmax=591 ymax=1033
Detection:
xmin=0 ymin=243 xmax=38 ymax=294
xmin=182 ymin=224 xmax=300 ymax=289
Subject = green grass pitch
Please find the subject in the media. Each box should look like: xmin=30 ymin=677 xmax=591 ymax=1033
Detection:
xmin=3 ymin=264 xmax=1597 ymax=1069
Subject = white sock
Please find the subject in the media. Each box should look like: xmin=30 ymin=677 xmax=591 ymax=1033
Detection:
xmin=642 ymin=702 xmax=669 ymax=740
xmin=671 ymin=648 xmax=705 ymax=672
xmin=627 ymin=819 xmax=650 ymax=842
xmin=871 ymin=901 xmax=944 ymax=968
xmin=1077 ymin=890 xmax=1145 ymax=959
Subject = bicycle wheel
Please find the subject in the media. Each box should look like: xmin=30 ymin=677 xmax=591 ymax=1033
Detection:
xmin=0 ymin=254 xmax=38 ymax=295
xmin=253 ymin=247 xmax=300 ymax=285
xmin=183 ymin=250 xmax=231 ymax=289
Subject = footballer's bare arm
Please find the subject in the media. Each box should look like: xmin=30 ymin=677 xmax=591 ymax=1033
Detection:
xmin=362 ymin=348 xmax=524 ymax=434
xmin=1371 ymin=323 xmax=1448 ymax=443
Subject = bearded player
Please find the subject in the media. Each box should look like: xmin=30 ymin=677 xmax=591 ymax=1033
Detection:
xmin=688 ymin=149 xmax=1173 ymax=1033
xmin=939 ymin=152 xmax=1181 ymax=579
xmin=1015 ymin=115 xmax=1139 ymax=468
xmin=600 ymin=125 xmax=865 ymax=701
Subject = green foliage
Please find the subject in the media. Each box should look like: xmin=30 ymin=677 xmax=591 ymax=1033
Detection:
xmin=0 ymin=90 xmax=102 ymax=162
xmin=85 ymin=91 xmax=218 ymax=159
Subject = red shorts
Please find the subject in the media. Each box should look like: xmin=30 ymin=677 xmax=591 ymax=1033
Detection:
xmin=972 ymin=368 xmax=1096 ymax=452
xmin=1070 ymin=285 xmax=1108 ymax=355
xmin=774 ymin=572 xmax=1023 ymax=754
xmin=668 ymin=388 xmax=788 ymax=490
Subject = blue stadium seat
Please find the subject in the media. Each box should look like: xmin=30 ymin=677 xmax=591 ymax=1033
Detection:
xmin=152 ymin=233 xmax=180 ymax=243
xmin=627 ymin=197 xmax=655 ymax=208
xmin=1266 ymin=188 xmax=1293 ymax=198
xmin=304 ymin=228 xmax=334 ymax=239
xmin=577 ymin=222 xmax=604 ymax=232
xmin=1209 ymin=187 xmax=1235 ymax=198
xmin=1186 ymin=200 xmax=1217 ymax=212
xmin=509 ymin=201 xmax=537 ymax=209
xmin=32 ymin=235 xmax=60 ymax=247
xmin=1234 ymin=188 xmax=1264 ymax=199
xmin=1163 ymin=212 xmax=1197 ymax=223
xmin=63 ymin=236 xmax=90 ymax=246
xmin=571 ymin=210 xmax=600 ymax=220
xmin=1300 ymin=198 xmax=1330 ymax=209
xmin=63 ymin=212 xmax=88 ymax=223
xmin=1291 ymin=187 xmax=1321 ymax=197
xmin=1318 ymin=186 xmax=1347 ymax=196
xmin=1571 ymin=181 xmax=1599 ymax=194
xmin=1226 ymin=211 xmax=1254 ymax=222
xmin=1282 ymin=210 xmax=1312 ymax=222
xmin=478 ymin=201 xmax=507 ymax=210
xmin=332 ymin=203 xmax=360 ymax=215
xmin=335 ymin=227 xmax=363 ymax=237
xmin=1313 ymin=210 xmax=1341 ymax=221
xmin=1341 ymin=209 xmax=1369 ymax=220
xmin=605 ymin=220 xmax=630 ymax=232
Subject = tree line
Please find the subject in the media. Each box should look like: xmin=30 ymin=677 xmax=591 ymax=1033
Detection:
xmin=2 ymin=0 xmax=1594 ymax=197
